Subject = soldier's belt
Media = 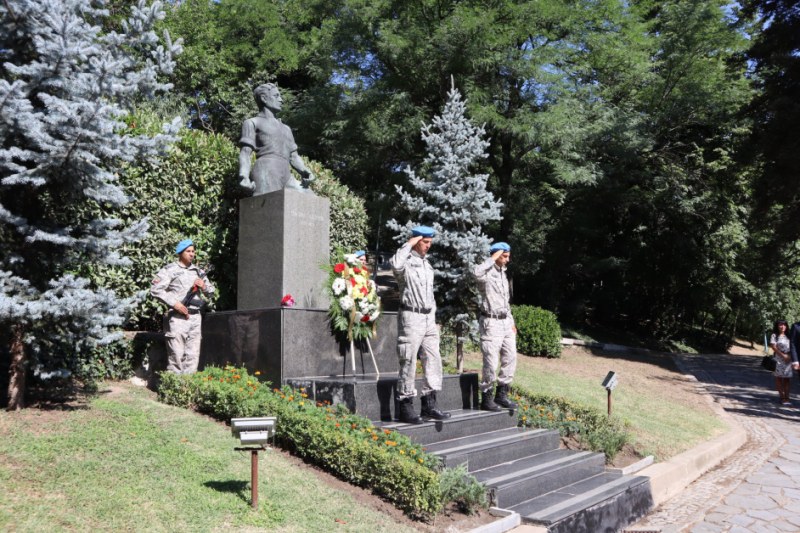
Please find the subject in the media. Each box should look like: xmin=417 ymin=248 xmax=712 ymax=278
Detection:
xmin=171 ymin=308 xmax=201 ymax=315
xmin=481 ymin=311 xmax=509 ymax=319
xmin=400 ymin=305 xmax=432 ymax=314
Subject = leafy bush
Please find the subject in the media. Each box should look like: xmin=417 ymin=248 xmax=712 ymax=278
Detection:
xmin=512 ymin=305 xmax=562 ymax=358
xmin=306 ymin=158 xmax=369 ymax=256
xmin=87 ymin=115 xmax=369 ymax=334
xmin=513 ymin=388 xmax=630 ymax=462
xmin=439 ymin=465 xmax=488 ymax=515
xmin=158 ymin=366 xmax=443 ymax=519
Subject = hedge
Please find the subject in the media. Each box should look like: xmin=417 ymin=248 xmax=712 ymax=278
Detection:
xmin=158 ymin=366 xmax=442 ymax=519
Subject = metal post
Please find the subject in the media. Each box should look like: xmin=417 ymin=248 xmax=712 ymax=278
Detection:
xmin=251 ymin=449 xmax=259 ymax=509
xmin=607 ymin=389 xmax=612 ymax=416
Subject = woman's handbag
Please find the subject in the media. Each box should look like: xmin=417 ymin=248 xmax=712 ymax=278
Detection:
xmin=761 ymin=354 xmax=777 ymax=372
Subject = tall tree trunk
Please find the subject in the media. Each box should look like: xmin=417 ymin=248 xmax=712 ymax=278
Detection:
xmin=7 ymin=324 xmax=26 ymax=410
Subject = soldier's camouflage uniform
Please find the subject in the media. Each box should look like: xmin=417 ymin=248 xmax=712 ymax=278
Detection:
xmin=390 ymin=242 xmax=442 ymax=400
xmin=151 ymin=262 xmax=214 ymax=374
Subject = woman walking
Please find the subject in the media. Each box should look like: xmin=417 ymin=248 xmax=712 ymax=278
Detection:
xmin=770 ymin=319 xmax=793 ymax=405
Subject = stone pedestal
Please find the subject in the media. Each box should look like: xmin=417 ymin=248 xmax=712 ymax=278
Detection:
xmin=237 ymin=189 xmax=330 ymax=310
xmin=200 ymin=308 xmax=400 ymax=386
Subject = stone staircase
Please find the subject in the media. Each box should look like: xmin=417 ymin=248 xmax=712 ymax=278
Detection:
xmin=289 ymin=372 xmax=654 ymax=532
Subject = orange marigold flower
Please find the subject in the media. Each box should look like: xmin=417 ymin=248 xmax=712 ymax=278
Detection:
xmin=301 ymin=393 xmax=308 ymax=398
xmin=335 ymin=423 xmax=341 ymax=428
xmin=383 ymin=429 xmax=391 ymax=435
xmin=385 ymin=440 xmax=397 ymax=447
xmin=372 ymin=435 xmax=378 ymax=441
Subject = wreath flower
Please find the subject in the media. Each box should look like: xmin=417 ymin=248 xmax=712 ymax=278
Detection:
xmin=324 ymin=250 xmax=382 ymax=340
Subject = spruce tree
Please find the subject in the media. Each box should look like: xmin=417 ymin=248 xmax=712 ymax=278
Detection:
xmin=387 ymin=83 xmax=503 ymax=370
xmin=0 ymin=0 xmax=181 ymax=409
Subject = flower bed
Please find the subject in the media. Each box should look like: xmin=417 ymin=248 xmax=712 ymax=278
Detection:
xmin=157 ymin=366 xmax=442 ymax=518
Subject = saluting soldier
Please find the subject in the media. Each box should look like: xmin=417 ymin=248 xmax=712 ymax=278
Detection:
xmin=390 ymin=225 xmax=451 ymax=424
xmin=151 ymin=239 xmax=215 ymax=374
xmin=473 ymin=242 xmax=518 ymax=411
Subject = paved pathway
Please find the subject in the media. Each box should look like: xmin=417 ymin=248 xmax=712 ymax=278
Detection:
xmin=629 ymin=352 xmax=800 ymax=533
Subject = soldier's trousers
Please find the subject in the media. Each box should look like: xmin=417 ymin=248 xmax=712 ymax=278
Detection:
xmin=396 ymin=310 xmax=442 ymax=400
xmin=164 ymin=312 xmax=203 ymax=374
xmin=479 ymin=316 xmax=517 ymax=393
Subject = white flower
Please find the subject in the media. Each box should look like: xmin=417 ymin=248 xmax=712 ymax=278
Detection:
xmin=332 ymin=278 xmax=346 ymax=295
xmin=339 ymin=296 xmax=354 ymax=311
xmin=358 ymin=298 xmax=370 ymax=312
xmin=354 ymin=312 xmax=364 ymax=322
xmin=344 ymin=253 xmax=359 ymax=265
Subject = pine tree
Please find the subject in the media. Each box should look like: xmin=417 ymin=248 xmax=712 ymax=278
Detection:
xmin=0 ymin=0 xmax=181 ymax=409
xmin=387 ymin=83 xmax=503 ymax=370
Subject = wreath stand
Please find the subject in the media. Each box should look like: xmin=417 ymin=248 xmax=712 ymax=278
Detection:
xmin=348 ymin=337 xmax=380 ymax=377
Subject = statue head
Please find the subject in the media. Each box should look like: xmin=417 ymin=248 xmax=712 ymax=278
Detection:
xmin=253 ymin=83 xmax=282 ymax=113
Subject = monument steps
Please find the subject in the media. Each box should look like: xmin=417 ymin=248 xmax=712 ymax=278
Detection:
xmin=295 ymin=372 xmax=654 ymax=532
xmin=408 ymin=409 xmax=652 ymax=532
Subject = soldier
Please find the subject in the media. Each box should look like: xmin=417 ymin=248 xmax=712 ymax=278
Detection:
xmin=473 ymin=242 xmax=518 ymax=411
xmin=151 ymin=239 xmax=215 ymax=374
xmin=390 ymin=226 xmax=451 ymax=424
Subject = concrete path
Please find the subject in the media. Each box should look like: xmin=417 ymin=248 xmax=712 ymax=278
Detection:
xmin=628 ymin=352 xmax=800 ymax=533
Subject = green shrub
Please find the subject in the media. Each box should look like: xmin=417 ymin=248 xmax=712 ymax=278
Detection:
xmin=87 ymin=112 xmax=369 ymax=333
xmin=439 ymin=465 xmax=488 ymax=515
xmin=157 ymin=366 xmax=443 ymax=519
xmin=513 ymin=388 xmax=630 ymax=462
xmin=512 ymin=305 xmax=562 ymax=358
xmin=306 ymin=159 xmax=369 ymax=257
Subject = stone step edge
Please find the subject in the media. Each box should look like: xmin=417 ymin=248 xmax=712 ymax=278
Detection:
xmin=520 ymin=475 xmax=650 ymax=524
xmin=480 ymin=451 xmax=598 ymax=487
xmin=429 ymin=428 xmax=555 ymax=457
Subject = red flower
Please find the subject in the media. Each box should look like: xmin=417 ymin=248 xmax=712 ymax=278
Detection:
xmin=360 ymin=286 xmax=368 ymax=295
xmin=333 ymin=263 xmax=345 ymax=273
xmin=281 ymin=294 xmax=295 ymax=307
xmin=353 ymin=267 xmax=361 ymax=274
xmin=350 ymin=278 xmax=357 ymax=287
xmin=361 ymin=315 xmax=370 ymax=323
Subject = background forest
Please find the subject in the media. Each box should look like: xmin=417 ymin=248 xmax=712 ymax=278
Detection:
xmin=156 ymin=0 xmax=798 ymax=348
xmin=2 ymin=0 xmax=800 ymax=404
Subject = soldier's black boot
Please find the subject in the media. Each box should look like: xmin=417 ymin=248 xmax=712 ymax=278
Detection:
xmin=495 ymin=383 xmax=518 ymax=409
xmin=421 ymin=392 xmax=451 ymax=420
xmin=481 ymin=389 xmax=502 ymax=411
xmin=398 ymin=398 xmax=422 ymax=424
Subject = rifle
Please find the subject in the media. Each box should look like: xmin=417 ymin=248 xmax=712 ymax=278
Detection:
xmin=181 ymin=264 xmax=213 ymax=308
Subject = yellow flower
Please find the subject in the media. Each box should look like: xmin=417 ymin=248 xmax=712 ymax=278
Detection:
xmin=255 ymin=371 xmax=261 ymax=376
xmin=418 ymin=459 xmax=423 ymax=464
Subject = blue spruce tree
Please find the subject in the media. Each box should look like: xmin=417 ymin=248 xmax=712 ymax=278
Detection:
xmin=0 ymin=0 xmax=181 ymax=409
xmin=388 ymin=82 xmax=503 ymax=371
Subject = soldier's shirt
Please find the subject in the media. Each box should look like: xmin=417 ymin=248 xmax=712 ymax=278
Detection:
xmin=151 ymin=262 xmax=214 ymax=309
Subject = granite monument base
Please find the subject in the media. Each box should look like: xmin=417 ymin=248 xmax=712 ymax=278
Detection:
xmin=237 ymin=189 xmax=330 ymax=311
xmin=200 ymin=307 xmax=399 ymax=387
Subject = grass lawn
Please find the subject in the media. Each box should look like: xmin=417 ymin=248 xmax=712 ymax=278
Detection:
xmin=0 ymin=384 xmax=419 ymax=533
xmin=459 ymin=345 xmax=728 ymax=461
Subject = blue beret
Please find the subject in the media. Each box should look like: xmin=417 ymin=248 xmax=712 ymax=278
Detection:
xmin=490 ymin=242 xmax=511 ymax=253
xmin=411 ymin=225 xmax=436 ymax=238
xmin=175 ymin=239 xmax=194 ymax=254
xmin=354 ymin=250 xmax=366 ymax=257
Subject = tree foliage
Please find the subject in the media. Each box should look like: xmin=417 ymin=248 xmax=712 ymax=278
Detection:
xmin=387 ymin=85 xmax=502 ymax=365
xmin=0 ymin=0 xmax=181 ymax=408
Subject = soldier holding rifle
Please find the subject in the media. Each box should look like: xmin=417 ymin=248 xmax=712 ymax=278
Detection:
xmin=151 ymin=239 xmax=215 ymax=374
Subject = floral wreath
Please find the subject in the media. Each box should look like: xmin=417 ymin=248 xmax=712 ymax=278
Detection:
xmin=324 ymin=250 xmax=382 ymax=340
